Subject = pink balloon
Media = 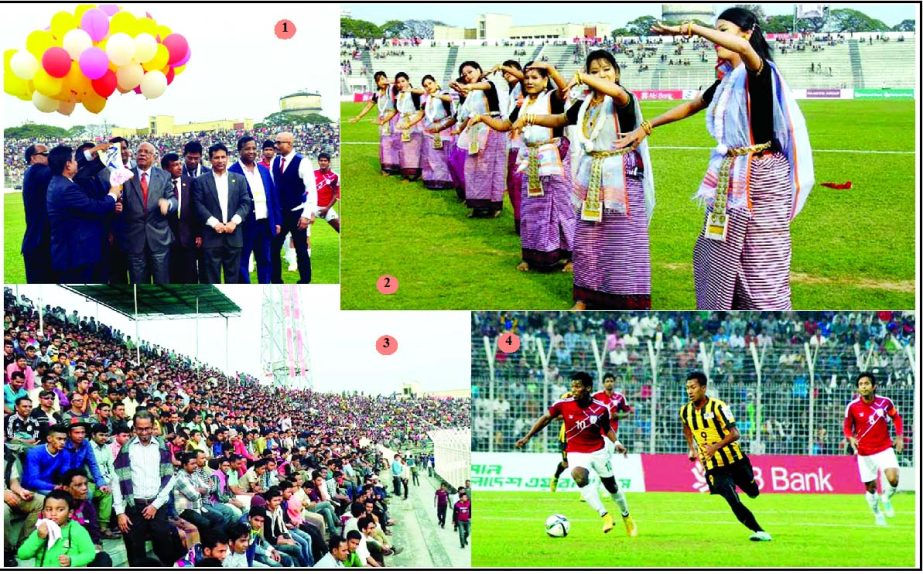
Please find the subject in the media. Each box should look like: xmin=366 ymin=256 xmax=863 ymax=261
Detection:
xmin=79 ymin=47 xmax=109 ymax=80
xmin=175 ymin=46 xmax=191 ymax=67
xmin=162 ymin=34 xmax=189 ymax=65
xmin=42 ymin=47 xmax=72 ymax=78
xmin=99 ymin=4 xmax=119 ymax=16
xmin=80 ymin=8 xmax=110 ymax=42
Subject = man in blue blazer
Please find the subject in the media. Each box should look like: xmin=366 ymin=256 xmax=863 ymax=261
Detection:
xmin=20 ymin=144 xmax=52 ymax=283
xmin=45 ymin=145 xmax=122 ymax=283
xmin=117 ymin=142 xmax=177 ymax=284
xmin=229 ymin=136 xmax=282 ymax=284
xmin=192 ymin=143 xmax=252 ymax=284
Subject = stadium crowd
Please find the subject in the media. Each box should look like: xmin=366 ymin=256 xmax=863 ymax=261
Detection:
xmin=3 ymin=289 xmax=470 ymax=567
xmin=471 ymin=311 xmax=915 ymax=460
xmin=10 ymin=121 xmax=340 ymax=285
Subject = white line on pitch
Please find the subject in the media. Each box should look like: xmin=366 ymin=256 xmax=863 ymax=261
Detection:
xmin=341 ymin=141 xmax=914 ymax=154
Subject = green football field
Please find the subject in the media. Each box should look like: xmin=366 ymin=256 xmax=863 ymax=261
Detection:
xmin=340 ymin=100 xmax=915 ymax=310
xmin=472 ymin=490 xmax=917 ymax=567
xmin=3 ymin=192 xmax=340 ymax=284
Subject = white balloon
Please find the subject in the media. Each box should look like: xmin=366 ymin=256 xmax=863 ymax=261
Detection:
xmin=106 ymin=33 xmax=136 ymax=67
xmin=116 ymin=63 xmax=144 ymax=91
xmin=62 ymin=28 xmax=93 ymax=60
xmin=10 ymin=50 xmax=39 ymax=81
xmin=133 ymin=33 xmax=158 ymax=63
xmin=140 ymin=70 xmax=167 ymax=99
xmin=57 ymin=100 xmax=76 ymax=116
xmin=32 ymin=91 xmax=59 ymax=113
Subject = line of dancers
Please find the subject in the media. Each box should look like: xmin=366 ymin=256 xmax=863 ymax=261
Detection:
xmin=350 ymin=8 xmax=813 ymax=310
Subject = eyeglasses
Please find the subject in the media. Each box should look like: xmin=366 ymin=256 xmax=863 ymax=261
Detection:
xmin=274 ymin=140 xmax=292 ymax=145
xmin=34 ymin=152 xmax=49 ymax=157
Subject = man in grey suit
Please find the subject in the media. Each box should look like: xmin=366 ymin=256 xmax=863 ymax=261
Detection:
xmin=118 ymin=142 xmax=177 ymax=284
xmin=192 ymin=143 xmax=252 ymax=284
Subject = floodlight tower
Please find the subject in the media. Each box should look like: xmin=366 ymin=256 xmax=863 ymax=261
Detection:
xmin=261 ymin=286 xmax=312 ymax=389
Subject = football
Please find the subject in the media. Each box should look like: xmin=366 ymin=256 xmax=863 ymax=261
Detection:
xmin=545 ymin=514 xmax=570 ymax=537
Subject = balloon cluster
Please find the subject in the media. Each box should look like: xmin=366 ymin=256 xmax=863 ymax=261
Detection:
xmin=4 ymin=4 xmax=190 ymax=115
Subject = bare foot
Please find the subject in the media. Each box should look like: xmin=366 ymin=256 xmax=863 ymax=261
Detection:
xmin=516 ymin=261 xmax=530 ymax=272
xmin=570 ymin=300 xmax=587 ymax=311
xmin=562 ymin=261 xmax=573 ymax=273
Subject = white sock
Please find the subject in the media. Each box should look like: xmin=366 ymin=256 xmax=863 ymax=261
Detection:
xmin=579 ymin=483 xmax=607 ymax=516
xmin=610 ymin=489 xmax=630 ymax=517
xmin=882 ymin=484 xmax=898 ymax=503
xmin=865 ymin=491 xmax=881 ymax=515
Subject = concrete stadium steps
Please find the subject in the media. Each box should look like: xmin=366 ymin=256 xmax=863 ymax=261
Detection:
xmin=381 ymin=468 xmax=471 ymax=567
xmin=772 ymin=43 xmax=853 ymax=89
xmin=345 ymin=37 xmax=916 ymax=94
xmin=857 ymin=41 xmax=916 ymax=89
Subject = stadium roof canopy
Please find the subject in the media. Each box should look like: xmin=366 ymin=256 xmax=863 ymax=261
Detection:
xmin=280 ymin=91 xmax=320 ymax=99
xmin=61 ymin=285 xmax=241 ymax=320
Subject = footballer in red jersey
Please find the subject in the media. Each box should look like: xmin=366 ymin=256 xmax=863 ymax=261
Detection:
xmin=313 ymin=153 xmax=340 ymax=233
xmin=843 ymin=371 xmax=904 ymax=525
xmin=593 ymin=373 xmax=633 ymax=438
xmin=516 ymin=372 xmax=637 ymax=537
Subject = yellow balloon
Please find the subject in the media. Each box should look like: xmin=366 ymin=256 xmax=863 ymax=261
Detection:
xmin=61 ymin=66 xmax=90 ymax=102
xmin=109 ymin=11 xmax=138 ymax=35
xmin=83 ymin=93 xmax=106 ymax=114
xmin=33 ymin=69 xmax=64 ymax=97
xmin=173 ymin=64 xmax=185 ymax=76
xmin=156 ymin=25 xmax=172 ymax=40
xmin=4 ymin=58 xmax=31 ymax=100
xmin=26 ymin=30 xmax=57 ymax=58
xmin=143 ymin=43 xmax=169 ymax=72
xmin=50 ymin=11 xmax=77 ymax=39
xmin=58 ymin=100 xmax=76 ymax=116
xmin=137 ymin=17 xmax=158 ymax=37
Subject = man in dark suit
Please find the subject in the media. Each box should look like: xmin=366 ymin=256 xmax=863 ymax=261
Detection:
xmin=45 ymin=145 xmax=122 ymax=283
xmin=192 ymin=143 xmax=252 ymax=284
xmin=182 ymin=141 xmax=211 ymax=179
xmin=228 ymin=136 xmax=281 ymax=284
xmin=20 ymin=144 xmax=52 ymax=283
xmin=161 ymin=153 xmax=201 ymax=283
xmin=270 ymin=131 xmax=316 ymax=284
xmin=117 ymin=142 xmax=176 ymax=284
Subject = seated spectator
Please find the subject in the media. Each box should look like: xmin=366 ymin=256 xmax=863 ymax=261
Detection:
xmin=195 ymin=526 xmax=228 ymax=567
xmin=21 ymin=424 xmax=69 ymax=495
xmin=344 ymin=529 xmax=364 ymax=567
xmin=246 ymin=506 xmax=293 ymax=567
xmin=16 ymin=490 xmax=96 ymax=567
xmin=315 ymin=534 xmax=349 ymax=568
xmin=222 ymin=521 xmax=251 ymax=568
xmin=55 ymin=468 xmax=113 ymax=566
xmin=173 ymin=451 xmax=227 ymax=532
xmin=263 ymin=486 xmax=313 ymax=566
xmin=87 ymin=424 xmax=117 ymax=538
xmin=4 ymin=446 xmax=44 ymax=567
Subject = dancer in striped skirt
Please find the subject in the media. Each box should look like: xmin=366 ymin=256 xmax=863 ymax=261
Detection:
xmin=529 ymin=50 xmax=656 ymax=309
xmin=452 ymin=61 xmax=509 ymax=218
xmin=474 ymin=61 xmax=574 ymax=272
xmin=349 ymin=71 xmax=401 ymax=175
xmin=618 ymin=8 xmax=814 ymax=310
xmin=394 ymin=72 xmax=424 ymax=181
xmin=447 ymin=76 xmax=469 ymax=201
xmin=420 ymin=75 xmax=457 ymax=190
xmin=489 ymin=61 xmax=525 ymax=234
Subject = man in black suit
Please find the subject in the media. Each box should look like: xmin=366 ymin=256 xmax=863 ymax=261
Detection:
xmin=45 ymin=145 xmax=123 ymax=283
xmin=161 ymin=153 xmax=201 ymax=283
xmin=20 ymin=144 xmax=52 ymax=283
xmin=192 ymin=143 xmax=252 ymax=284
xmin=117 ymin=142 xmax=176 ymax=284
xmin=182 ymin=141 xmax=211 ymax=179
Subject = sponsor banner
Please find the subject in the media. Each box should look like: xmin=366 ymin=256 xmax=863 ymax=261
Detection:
xmin=640 ymin=454 xmax=866 ymax=494
xmin=806 ymin=88 xmax=842 ymax=98
xmin=633 ymin=89 xmax=684 ymax=101
xmin=353 ymin=92 xmax=374 ymax=103
xmin=472 ymin=451 xmax=646 ymax=492
xmin=854 ymin=88 xmax=915 ymax=99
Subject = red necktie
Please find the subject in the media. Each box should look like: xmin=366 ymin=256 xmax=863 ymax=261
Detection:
xmin=141 ymin=172 xmax=149 ymax=207
xmin=279 ymin=157 xmax=286 ymax=172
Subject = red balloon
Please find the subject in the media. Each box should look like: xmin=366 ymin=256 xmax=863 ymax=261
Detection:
xmin=42 ymin=46 xmax=72 ymax=78
xmin=162 ymin=34 xmax=189 ymax=65
xmin=91 ymin=69 xmax=117 ymax=98
xmin=165 ymin=66 xmax=175 ymax=85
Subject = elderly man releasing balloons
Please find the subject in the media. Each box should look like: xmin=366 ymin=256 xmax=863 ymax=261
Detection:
xmin=4 ymin=4 xmax=190 ymax=115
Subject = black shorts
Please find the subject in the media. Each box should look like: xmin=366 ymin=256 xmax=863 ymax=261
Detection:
xmin=705 ymin=456 xmax=759 ymax=498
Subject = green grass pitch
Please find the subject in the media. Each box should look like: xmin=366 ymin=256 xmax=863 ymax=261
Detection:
xmin=471 ymin=490 xmax=917 ymax=567
xmin=339 ymin=99 xmax=915 ymax=310
xmin=3 ymin=193 xmax=340 ymax=284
